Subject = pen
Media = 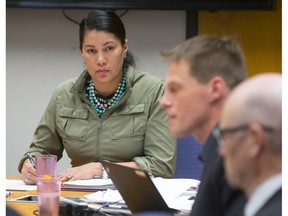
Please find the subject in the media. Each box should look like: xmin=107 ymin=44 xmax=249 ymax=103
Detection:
xmin=27 ymin=153 xmax=36 ymax=168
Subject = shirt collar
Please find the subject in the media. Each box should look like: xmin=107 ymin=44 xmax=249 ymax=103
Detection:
xmin=244 ymin=173 xmax=282 ymax=216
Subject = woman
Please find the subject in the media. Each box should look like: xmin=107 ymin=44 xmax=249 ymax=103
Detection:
xmin=19 ymin=10 xmax=176 ymax=184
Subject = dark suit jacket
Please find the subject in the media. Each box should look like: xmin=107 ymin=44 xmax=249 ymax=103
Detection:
xmin=191 ymin=132 xmax=247 ymax=216
xmin=254 ymin=188 xmax=282 ymax=216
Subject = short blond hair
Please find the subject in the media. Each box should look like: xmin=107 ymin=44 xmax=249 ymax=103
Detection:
xmin=161 ymin=35 xmax=247 ymax=89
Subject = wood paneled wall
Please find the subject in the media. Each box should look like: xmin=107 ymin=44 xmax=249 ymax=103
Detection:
xmin=198 ymin=0 xmax=282 ymax=76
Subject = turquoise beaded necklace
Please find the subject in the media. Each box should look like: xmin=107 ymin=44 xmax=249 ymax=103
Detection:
xmin=87 ymin=67 xmax=127 ymax=117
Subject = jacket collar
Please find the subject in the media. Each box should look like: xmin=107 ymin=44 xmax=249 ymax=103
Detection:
xmin=70 ymin=66 xmax=135 ymax=96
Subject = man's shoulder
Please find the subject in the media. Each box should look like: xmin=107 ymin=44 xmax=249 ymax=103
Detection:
xmin=192 ymin=132 xmax=246 ymax=216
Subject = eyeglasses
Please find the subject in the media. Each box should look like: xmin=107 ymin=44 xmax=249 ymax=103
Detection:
xmin=213 ymin=123 xmax=274 ymax=146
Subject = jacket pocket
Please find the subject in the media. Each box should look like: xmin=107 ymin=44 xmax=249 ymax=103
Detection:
xmin=110 ymin=104 xmax=147 ymax=140
xmin=56 ymin=107 xmax=89 ymax=141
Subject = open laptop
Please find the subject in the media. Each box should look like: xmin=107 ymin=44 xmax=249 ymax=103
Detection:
xmin=101 ymin=160 xmax=178 ymax=214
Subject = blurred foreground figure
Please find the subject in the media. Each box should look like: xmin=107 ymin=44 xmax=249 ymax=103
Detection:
xmin=218 ymin=73 xmax=282 ymax=216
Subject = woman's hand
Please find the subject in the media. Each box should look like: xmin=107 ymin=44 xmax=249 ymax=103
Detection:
xmin=58 ymin=162 xmax=103 ymax=182
xmin=21 ymin=158 xmax=36 ymax=185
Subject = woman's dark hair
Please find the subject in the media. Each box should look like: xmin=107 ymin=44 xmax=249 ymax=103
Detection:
xmin=79 ymin=10 xmax=135 ymax=68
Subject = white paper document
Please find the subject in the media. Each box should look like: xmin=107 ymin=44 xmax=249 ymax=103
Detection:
xmin=83 ymin=178 xmax=200 ymax=213
xmin=84 ymin=189 xmax=124 ymax=203
xmin=6 ymin=179 xmax=37 ymax=191
xmin=152 ymin=178 xmax=200 ymax=212
xmin=64 ymin=178 xmax=113 ymax=187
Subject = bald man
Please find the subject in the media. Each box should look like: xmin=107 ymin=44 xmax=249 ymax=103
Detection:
xmin=217 ymin=73 xmax=282 ymax=216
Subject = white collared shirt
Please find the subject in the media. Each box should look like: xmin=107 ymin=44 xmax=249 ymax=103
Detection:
xmin=244 ymin=173 xmax=282 ymax=216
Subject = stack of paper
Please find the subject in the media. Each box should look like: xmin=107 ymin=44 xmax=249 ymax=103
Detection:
xmin=6 ymin=179 xmax=37 ymax=191
xmin=62 ymin=178 xmax=115 ymax=191
xmin=84 ymin=189 xmax=123 ymax=203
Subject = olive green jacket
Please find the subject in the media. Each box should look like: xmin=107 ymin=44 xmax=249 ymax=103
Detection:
xmin=19 ymin=67 xmax=177 ymax=177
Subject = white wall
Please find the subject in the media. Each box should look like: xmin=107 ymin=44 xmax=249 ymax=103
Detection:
xmin=6 ymin=8 xmax=186 ymax=176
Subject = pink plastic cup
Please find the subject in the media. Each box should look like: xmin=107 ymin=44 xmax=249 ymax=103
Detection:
xmin=35 ymin=154 xmax=57 ymax=179
xmin=37 ymin=178 xmax=61 ymax=216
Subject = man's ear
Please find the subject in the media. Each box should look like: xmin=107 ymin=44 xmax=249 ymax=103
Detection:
xmin=246 ymin=123 xmax=265 ymax=158
xmin=208 ymin=76 xmax=228 ymax=103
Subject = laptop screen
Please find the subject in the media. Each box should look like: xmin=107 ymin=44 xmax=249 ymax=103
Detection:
xmin=101 ymin=160 xmax=177 ymax=214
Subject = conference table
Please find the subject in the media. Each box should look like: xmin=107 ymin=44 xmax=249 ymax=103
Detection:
xmin=6 ymin=176 xmax=104 ymax=216
xmin=7 ymin=177 xmax=191 ymax=216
